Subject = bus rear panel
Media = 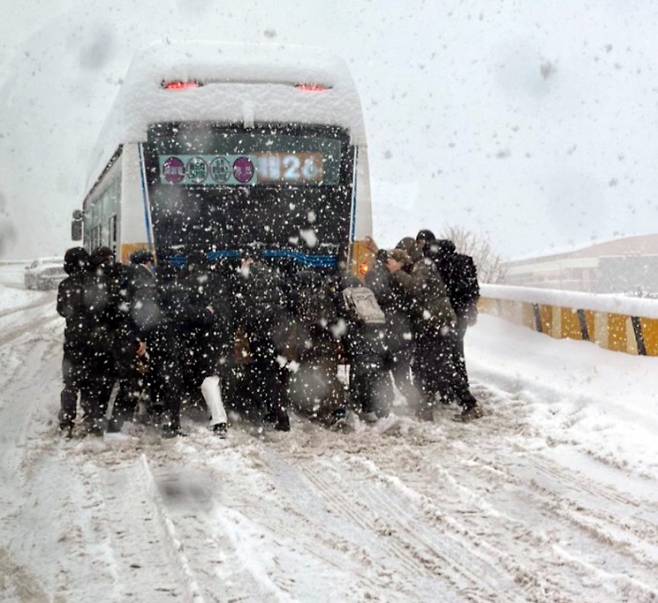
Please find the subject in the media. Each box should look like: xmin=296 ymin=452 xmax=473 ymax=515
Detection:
xmin=141 ymin=122 xmax=355 ymax=271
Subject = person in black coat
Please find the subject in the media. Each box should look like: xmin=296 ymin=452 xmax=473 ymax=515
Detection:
xmin=234 ymin=252 xmax=291 ymax=431
xmin=417 ymin=230 xmax=482 ymax=420
xmin=285 ymin=270 xmax=346 ymax=427
xmin=57 ymin=247 xmax=91 ymax=435
xmin=178 ymin=251 xmax=232 ymax=437
xmin=79 ymin=246 xmax=121 ymax=435
xmin=112 ymin=250 xmax=185 ymax=437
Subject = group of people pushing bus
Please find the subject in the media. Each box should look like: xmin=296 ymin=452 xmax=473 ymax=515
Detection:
xmin=56 ymin=229 xmax=482 ymax=439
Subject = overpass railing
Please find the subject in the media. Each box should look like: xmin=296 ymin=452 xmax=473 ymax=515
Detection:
xmin=479 ymin=284 xmax=658 ymax=356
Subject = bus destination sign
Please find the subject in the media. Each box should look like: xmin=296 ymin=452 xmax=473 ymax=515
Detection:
xmin=159 ymin=153 xmax=327 ymax=186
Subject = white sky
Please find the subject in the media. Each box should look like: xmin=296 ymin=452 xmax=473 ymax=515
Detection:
xmin=1 ymin=0 xmax=658 ymax=259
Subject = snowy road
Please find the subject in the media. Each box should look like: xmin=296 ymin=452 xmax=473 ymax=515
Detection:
xmin=1 ymin=267 xmax=657 ymax=602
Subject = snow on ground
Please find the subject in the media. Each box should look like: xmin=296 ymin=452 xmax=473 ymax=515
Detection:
xmin=0 ymin=264 xmax=657 ymax=602
xmin=468 ymin=314 xmax=658 ymax=482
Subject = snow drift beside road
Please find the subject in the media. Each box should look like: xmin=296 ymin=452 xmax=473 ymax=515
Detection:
xmin=467 ymin=314 xmax=658 ymax=480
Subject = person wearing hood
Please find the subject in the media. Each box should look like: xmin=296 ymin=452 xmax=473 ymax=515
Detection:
xmin=417 ymin=231 xmax=482 ymax=420
xmin=386 ymin=237 xmax=457 ymax=420
xmin=57 ymin=247 xmax=92 ymax=435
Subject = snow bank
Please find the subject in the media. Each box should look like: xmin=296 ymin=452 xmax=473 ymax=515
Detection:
xmin=87 ymin=41 xmax=366 ymax=191
xmin=467 ymin=314 xmax=658 ymax=479
xmin=481 ymin=283 xmax=658 ymax=319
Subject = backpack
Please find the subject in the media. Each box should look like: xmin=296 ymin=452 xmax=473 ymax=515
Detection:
xmin=342 ymin=286 xmax=386 ymax=325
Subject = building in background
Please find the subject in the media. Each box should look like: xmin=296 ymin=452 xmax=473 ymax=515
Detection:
xmin=502 ymin=234 xmax=658 ymax=296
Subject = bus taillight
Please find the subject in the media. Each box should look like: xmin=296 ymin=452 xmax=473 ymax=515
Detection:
xmin=162 ymin=81 xmax=202 ymax=91
xmin=295 ymin=84 xmax=331 ymax=93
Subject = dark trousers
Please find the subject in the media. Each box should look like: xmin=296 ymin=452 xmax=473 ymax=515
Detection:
xmin=242 ymin=335 xmax=288 ymax=419
xmin=382 ymin=346 xmax=416 ymax=407
xmin=451 ymin=318 xmax=477 ymax=408
xmin=110 ymin=328 xmax=182 ymax=429
xmin=85 ymin=352 xmax=115 ymax=428
xmin=414 ymin=331 xmax=454 ymax=409
xmin=60 ymin=354 xmax=86 ymax=425
xmin=349 ymin=354 xmax=385 ymax=415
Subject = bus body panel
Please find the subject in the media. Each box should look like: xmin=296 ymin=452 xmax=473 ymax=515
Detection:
xmin=118 ymin=143 xmax=151 ymax=264
xmin=350 ymin=144 xmax=375 ymax=278
xmin=82 ymin=155 xmax=121 ymax=256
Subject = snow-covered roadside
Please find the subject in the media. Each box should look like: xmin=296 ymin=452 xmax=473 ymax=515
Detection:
xmin=0 ymin=265 xmax=52 ymax=317
xmin=466 ymin=315 xmax=658 ymax=481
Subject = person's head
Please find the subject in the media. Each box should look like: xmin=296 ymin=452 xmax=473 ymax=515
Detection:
xmin=90 ymin=246 xmax=114 ymax=268
xmin=186 ymin=250 xmax=208 ymax=272
xmin=389 ymin=248 xmax=412 ymax=269
xmin=395 ymin=237 xmax=423 ymax=263
xmin=416 ymin=229 xmax=436 ymax=256
xmin=433 ymin=239 xmax=456 ymax=260
xmin=130 ymin=249 xmax=155 ymax=269
xmin=63 ymin=247 xmax=89 ymax=275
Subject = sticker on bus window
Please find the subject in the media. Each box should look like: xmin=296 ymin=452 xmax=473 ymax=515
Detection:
xmin=186 ymin=156 xmax=208 ymax=184
xmin=233 ymin=156 xmax=255 ymax=183
xmin=210 ymin=157 xmax=232 ymax=183
xmin=162 ymin=156 xmax=185 ymax=184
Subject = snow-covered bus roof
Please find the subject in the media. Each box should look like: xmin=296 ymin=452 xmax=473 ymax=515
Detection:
xmin=86 ymin=41 xmax=367 ymax=192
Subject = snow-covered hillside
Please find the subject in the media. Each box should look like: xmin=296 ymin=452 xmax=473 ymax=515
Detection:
xmin=1 ymin=265 xmax=657 ymax=602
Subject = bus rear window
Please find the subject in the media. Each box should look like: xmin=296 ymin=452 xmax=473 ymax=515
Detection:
xmin=148 ymin=124 xmax=344 ymax=187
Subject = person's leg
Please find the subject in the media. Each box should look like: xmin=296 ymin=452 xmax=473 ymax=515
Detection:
xmin=81 ymin=352 xmax=115 ymax=435
xmin=59 ymin=354 xmax=79 ymax=430
xmin=252 ymin=336 xmax=289 ymax=430
xmin=413 ymin=336 xmax=438 ymax=420
xmin=201 ymin=375 xmax=228 ymax=426
xmin=390 ymin=346 xmax=418 ymax=407
xmin=452 ymin=319 xmax=478 ymax=410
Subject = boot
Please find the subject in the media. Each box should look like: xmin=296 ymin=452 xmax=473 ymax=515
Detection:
xmin=458 ymin=404 xmax=483 ymax=422
xmin=212 ymin=423 xmax=228 ymax=438
xmin=274 ymin=408 xmax=290 ymax=432
xmin=161 ymin=423 xmax=187 ymax=438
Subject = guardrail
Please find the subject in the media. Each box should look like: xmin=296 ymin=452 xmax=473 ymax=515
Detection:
xmin=479 ymin=284 xmax=658 ymax=356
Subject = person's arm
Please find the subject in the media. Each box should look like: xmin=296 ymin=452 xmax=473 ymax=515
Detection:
xmin=389 ymin=261 xmax=424 ymax=296
xmin=56 ymin=280 xmax=69 ymax=318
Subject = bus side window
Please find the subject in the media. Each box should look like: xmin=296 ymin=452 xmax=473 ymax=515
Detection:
xmin=109 ymin=215 xmax=117 ymax=255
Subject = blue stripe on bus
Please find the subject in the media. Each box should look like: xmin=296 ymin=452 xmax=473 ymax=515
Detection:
xmin=167 ymin=250 xmax=338 ymax=269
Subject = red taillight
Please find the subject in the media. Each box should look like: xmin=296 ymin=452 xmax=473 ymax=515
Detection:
xmin=295 ymin=83 xmax=331 ymax=93
xmin=162 ymin=81 xmax=201 ymax=91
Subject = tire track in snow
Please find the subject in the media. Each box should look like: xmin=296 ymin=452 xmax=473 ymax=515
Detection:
xmin=365 ymin=412 xmax=658 ymax=600
xmin=139 ymin=454 xmax=207 ymax=603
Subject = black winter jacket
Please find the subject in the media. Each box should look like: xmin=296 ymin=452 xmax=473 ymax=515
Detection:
xmin=427 ymin=241 xmax=479 ymax=318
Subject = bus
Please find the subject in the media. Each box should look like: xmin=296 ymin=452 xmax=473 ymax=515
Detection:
xmin=73 ymin=41 xmax=373 ymax=277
